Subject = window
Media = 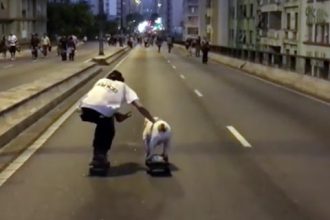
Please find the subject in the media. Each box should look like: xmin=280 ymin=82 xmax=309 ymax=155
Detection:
xmin=250 ymin=4 xmax=254 ymax=18
xmin=294 ymin=13 xmax=298 ymax=30
xmin=287 ymin=13 xmax=291 ymax=30
xmin=307 ymin=25 xmax=313 ymax=41
xmin=187 ymin=27 xmax=199 ymax=35
xmin=188 ymin=16 xmax=198 ymax=24
xmin=315 ymin=24 xmax=323 ymax=43
xmin=325 ymin=24 xmax=329 ymax=44
xmin=189 ymin=6 xmax=198 ymax=14
xmin=250 ymin=30 xmax=253 ymax=44
xmin=243 ymin=5 xmax=247 ymax=18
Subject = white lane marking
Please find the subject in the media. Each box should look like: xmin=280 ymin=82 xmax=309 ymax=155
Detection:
xmin=3 ymin=64 xmax=13 ymax=69
xmin=172 ymin=65 xmax=176 ymax=69
xmin=83 ymin=58 xmax=91 ymax=63
xmin=167 ymin=60 xmax=171 ymax=63
xmin=0 ymin=53 xmax=131 ymax=188
xmin=180 ymin=74 xmax=186 ymax=79
xmin=194 ymin=89 xmax=203 ymax=97
xmin=226 ymin=126 xmax=252 ymax=148
xmin=240 ymin=71 xmax=330 ymax=107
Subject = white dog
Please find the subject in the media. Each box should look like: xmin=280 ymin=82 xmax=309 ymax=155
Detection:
xmin=143 ymin=117 xmax=171 ymax=161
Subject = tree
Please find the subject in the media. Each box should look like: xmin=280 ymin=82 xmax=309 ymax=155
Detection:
xmin=47 ymin=2 xmax=94 ymax=38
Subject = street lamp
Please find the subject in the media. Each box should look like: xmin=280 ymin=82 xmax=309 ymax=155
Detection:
xmin=98 ymin=0 xmax=104 ymax=56
xmin=121 ymin=0 xmax=124 ymax=34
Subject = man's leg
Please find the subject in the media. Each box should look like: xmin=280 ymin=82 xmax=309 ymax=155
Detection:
xmin=93 ymin=117 xmax=115 ymax=163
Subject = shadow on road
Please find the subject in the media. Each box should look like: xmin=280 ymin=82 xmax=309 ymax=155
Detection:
xmin=108 ymin=162 xmax=146 ymax=177
xmin=90 ymin=162 xmax=180 ymax=178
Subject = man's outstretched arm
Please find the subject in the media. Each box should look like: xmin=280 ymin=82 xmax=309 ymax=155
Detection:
xmin=131 ymin=100 xmax=156 ymax=123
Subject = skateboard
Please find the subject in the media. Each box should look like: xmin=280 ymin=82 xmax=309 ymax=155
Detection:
xmin=146 ymin=154 xmax=170 ymax=174
xmin=89 ymin=162 xmax=110 ymax=176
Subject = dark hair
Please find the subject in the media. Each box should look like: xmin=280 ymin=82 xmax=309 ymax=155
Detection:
xmin=107 ymin=70 xmax=125 ymax=82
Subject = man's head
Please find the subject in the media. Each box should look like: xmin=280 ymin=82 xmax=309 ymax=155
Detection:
xmin=107 ymin=70 xmax=125 ymax=82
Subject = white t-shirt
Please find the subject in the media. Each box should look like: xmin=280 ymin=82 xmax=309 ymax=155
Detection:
xmin=80 ymin=78 xmax=139 ymax=117
xmin=8 ymin=35 xmax=17 ymax=46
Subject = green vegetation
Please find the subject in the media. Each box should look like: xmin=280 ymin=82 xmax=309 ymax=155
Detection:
xmin=47 ymin=1 xmax=119 ymax=38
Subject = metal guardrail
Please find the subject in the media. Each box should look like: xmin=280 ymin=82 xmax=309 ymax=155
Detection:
xmin=176 ymin=41 xmax=330 ymax=80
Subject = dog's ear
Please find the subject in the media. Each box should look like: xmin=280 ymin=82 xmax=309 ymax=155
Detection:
xmin=158 ymin=123 xmax=167 ymax=133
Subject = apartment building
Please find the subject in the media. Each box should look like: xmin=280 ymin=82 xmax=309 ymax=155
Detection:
xmin=300 ymin=0 xmax=330 ymax=77
xmin=0 ymin=0 xmax=47 ymax=41
xmin=183 ymin=0 xmax=209 ymax=40
xmin=229 ymin=0 xmax=258 ymax=49
xmin=204 ymin=0 xmax=229 ymax=46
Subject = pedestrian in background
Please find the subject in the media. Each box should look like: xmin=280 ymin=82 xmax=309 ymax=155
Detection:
xmin=7 ymin=33 xmax=18 ymax=61
xmin=41 ymin=33 xmax=51 ymax=57
xmin=59 ymin=35 xmax=68 ymax=61
xmin=30 ymin=33 xmax=40 ymax=59
xmin=201 ymin=40 xmax=210 ymax=64
xmin=156 ymin=35 xmax=163 ymax=53
xmin=67 ymin=36 xmax=76 ymax=61
xmin=0 ymin=35 xmax=7 ymax=58
xmin=167 ymin=36 xmax=173 ymax=53
xmin=195 ymin=36 xmax=201 ymax=57
xmin=185 ymin=38 xmax=192 ymax=56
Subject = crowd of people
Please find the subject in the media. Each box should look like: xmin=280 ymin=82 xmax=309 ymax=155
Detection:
xmin=0 ymin=33 xmax=79 ymax=61
xmin=185 ymin=37 xmax=210 ymax=64
xmin=1 ymin=32 xmax=211 ymax=64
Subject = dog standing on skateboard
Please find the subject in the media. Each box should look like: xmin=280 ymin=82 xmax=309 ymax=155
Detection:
xmin=143 ymin=118 xmax=172 ymax=164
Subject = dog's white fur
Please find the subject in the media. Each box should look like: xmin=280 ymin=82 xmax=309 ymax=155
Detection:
xmin=142 ymin=117 xmax=171 ymax=158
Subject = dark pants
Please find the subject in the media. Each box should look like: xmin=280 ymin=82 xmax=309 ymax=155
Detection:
xmin=202 ymin=51 xmax=208 ymax=64
xmin=80 ymin=108 xmax=115 ymax=156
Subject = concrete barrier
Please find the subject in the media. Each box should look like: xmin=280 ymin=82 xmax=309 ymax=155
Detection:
xmin=175 ymin=44 xmax=330 ymax=102
xmin=0 ymin=47 xmax=128 ymax=150
xmin=93 ymin=47 xmax=130 ymax=65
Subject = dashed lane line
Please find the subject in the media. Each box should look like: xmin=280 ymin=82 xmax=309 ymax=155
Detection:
xmin=194 ymin=89 xmax=203 ymax=97
xmin=226 ymin=126 xmax=252 ymax=148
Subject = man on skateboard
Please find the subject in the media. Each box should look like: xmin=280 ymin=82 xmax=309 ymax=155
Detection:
xmin=79 ymin=70 xmax=156 ymax=174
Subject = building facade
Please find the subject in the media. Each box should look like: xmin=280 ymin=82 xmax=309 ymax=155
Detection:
xmin=299 ymin=0 xmax=330 ymax=77
xmin=0 ymin=0 xmax=47 ymax=41
xmin=183 ymin=0 xmax=203 ymax=39
xmin=228 ymin=0 xmax=258 ymax=49
xmin=204 ymin=0 xmax=229 ymax=46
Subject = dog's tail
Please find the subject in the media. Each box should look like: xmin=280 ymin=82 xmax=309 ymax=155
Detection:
xmin=158 ymin=123 xmax=167 ymax=133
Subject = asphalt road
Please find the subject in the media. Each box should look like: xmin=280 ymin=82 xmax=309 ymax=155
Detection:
xmin=0 ymin=42 xmax=116 ymax=91
xmin=0 ymin=45 xmax=329 ymax=220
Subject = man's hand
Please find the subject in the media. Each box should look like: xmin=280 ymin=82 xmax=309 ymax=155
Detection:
xmin=115 ymin=111 xmax=132 ymax=122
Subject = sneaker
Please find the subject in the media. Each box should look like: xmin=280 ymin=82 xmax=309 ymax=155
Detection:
xmin=90 ymin=154 xmax=109 ymax=167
